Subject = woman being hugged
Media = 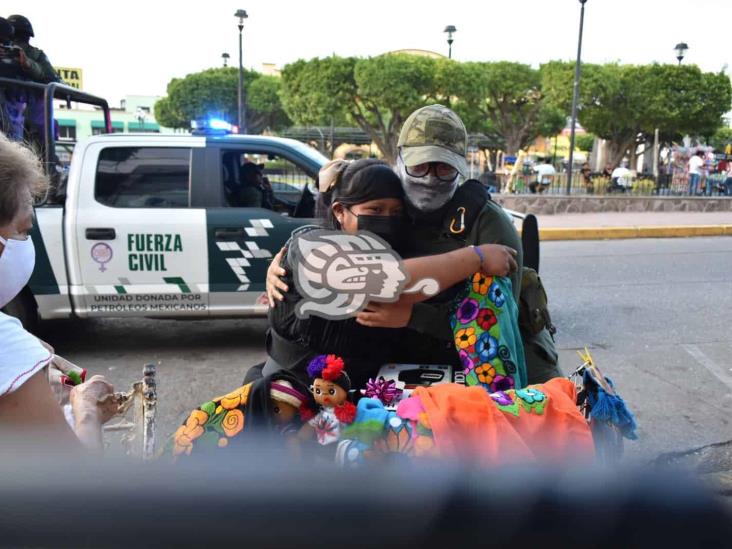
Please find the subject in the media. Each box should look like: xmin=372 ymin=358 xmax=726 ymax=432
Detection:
xmin=262 ymin=158 xmax=518 ymax=388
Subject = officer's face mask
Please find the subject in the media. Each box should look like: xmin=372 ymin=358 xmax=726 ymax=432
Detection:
xmin=0 ymin=234 xmax=36 ymax=308
xmin=396 ymin=155 xmax=463 ymax=213
xmin=345 ymin=209 xmax=406 ymax=251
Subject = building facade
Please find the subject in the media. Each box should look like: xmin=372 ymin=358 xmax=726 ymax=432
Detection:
xmin=54 ymin=94 xmax=175 ymax=143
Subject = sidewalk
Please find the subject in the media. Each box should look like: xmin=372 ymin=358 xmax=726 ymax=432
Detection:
xmin=532 ymin=212 xmax=732 ymax=240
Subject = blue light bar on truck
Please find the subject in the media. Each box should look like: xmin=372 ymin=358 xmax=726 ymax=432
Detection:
xmin=191 ymin=118 xmax=235 ymax=135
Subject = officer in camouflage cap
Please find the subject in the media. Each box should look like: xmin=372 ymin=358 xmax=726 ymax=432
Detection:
xmin=390 ymin=104 xmax=562 ymax=385
xmin=398 ymin=105 xmax=469 ymax=178
xmin=266 ymin=104 xmax=562 ymax=384
xmin=7 ymin=15 xmax=60 ymax=83
xmin=396 ymin=104 xmax=468 ymax=213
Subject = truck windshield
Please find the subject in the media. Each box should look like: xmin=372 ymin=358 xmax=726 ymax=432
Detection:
xmin=280 ymin=139 xmax=329 ymax=170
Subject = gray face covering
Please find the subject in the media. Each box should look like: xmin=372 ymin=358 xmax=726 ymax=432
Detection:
xmin=395 ymin=156 xmax=463 ymax=213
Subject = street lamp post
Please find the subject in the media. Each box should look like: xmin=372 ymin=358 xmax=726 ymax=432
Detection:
xmin=566 ymin=0 xmax=587 ymax=195
xmin=674 ymin=42 xmax=688 ymax=65
xmin=221 ymin=52 xmax=230 ymax=68
xmin=235 ymin=9 xmax=248 ymax=134
xmin=444 ymin=25 xmax=456 ymax=59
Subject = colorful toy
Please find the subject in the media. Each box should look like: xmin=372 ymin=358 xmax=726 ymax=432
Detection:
xmin=298 ymin=354 xmax=356 ymax=446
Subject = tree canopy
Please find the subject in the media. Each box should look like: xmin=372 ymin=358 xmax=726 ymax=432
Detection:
xmin=281 ymin=55 xmax=437 ymax=163
xmin=156 ymin=56 xmax=731 ymax=169
xmin=280 ymin=55 xmax=565 ymax=161
xmin=541 ymin=61 xmax=732 ymax=166
xmin=154 ymin=67 xmax=290 ymax=133
xmin=708 ymin=127 xmax=732 ymax=152
xmin=442 ymin=61 xmax=565 ymax=155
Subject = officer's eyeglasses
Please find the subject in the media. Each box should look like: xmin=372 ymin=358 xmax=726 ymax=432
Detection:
xmin=402 ymin=155 xmax=458 ymax=182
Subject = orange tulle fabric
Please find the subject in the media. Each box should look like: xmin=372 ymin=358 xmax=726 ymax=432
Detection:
xmin=413 ymin=378 xmax=595 ymax=466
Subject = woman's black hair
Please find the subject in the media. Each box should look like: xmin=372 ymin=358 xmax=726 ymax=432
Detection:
xmin=316 ymin=159 xmax=403 ymax=229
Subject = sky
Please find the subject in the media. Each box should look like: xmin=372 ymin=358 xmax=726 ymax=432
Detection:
xmin=4 ymin=0 xmax=731 ymax=106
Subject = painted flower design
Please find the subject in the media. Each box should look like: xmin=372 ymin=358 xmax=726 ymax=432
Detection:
xmin=173 ymin=408 xmax=209 ymax=456
xmin=472 ymin=272 xmax=492 ymax=295
xmin=222 ymin=408 xmax=245 ymax=437
xmin=456 ymin=297 xmax=479 ymax=324
xmin=491 ymin=375 xmax=515 ymax=393
xmin=475 ymin=363 xmax=496 ymax=385
xmin=216 ymin=383 xmax=252 ymax=410
xmin=477 ymin=308 xmax=497 ymax=330
xmin=459 ymin=350 xmax=475 ymax=373
xmin=488 ymin=282 xmax=506 ymax=308
xmin=516 ymin=388 xmax=546 ymax=405
xmin=455 ymin=327 xmax=477 ymax=350
xmin=490 ymin=391 xmax=514 ymax=406
xmin=475 ymin=332 xmax=498 ymax=362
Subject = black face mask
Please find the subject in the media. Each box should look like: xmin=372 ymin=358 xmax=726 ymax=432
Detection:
xmin=346 ymin=210 xmax=406 ymax=251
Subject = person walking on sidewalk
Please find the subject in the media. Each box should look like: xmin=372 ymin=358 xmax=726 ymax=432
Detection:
xmin=687 ymin=151 xmax=704 ymax=195
xmin=724 ymin=163 xmax=732 ymax=197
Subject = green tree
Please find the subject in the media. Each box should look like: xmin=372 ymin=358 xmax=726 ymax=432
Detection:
xmin=643 ymin=65 xmax=732 ymax=142
xmin=541 ymin=62 xmax=732 ymax=166
xmin=281 ymin=54 xmax=436 ymax=163
xmin=542 ymin=62 xmax=646 ymax=167
xmin=442 ymin=61 xmax=566 ymax=155
xmin=708 ymin=126 xmax=732 ymax=151
xmin=154 ymin=67 xmax=290 ymax=133
xmin=279 ymin=56 xmax=354 ymax=127
xmin=247 ymin=75 xmax=291 ymax=132
xmin=574 ymin=134 xmax=596 ymax=152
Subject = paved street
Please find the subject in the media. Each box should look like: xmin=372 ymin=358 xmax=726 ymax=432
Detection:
xmin=43 ymin=237 xmax=732 ymax=462
xmin=537 ymin=211 xmax=732 ymax=228
xmin=542 ymin=237 xmax=732 ymax=462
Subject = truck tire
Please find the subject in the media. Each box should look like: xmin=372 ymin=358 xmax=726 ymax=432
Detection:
xmin=1 ymin=289 xmax=39 ymax=334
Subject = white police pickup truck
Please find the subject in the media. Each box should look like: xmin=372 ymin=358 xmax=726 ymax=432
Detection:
xmin=8 ymin=130 xmax=326 ymax=328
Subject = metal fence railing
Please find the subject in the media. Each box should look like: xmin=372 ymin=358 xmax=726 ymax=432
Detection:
xmin=486 ymin=171 xmax=732 ymax=197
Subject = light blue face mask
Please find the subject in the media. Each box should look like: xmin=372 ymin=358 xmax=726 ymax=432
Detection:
xmin=0 ymin=234 xmax=35 ymax=308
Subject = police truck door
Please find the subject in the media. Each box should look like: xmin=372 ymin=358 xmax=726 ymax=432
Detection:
xmin=69 ymin=141 xmax=209 ymax=317
xmin=204 ymin=146 xmax=315 ymax=316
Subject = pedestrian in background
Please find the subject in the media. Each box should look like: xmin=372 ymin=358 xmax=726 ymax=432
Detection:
xmin=703 ymin=150 xmax=715 ymax=196
xmin=724 ymin=162 xmax=732 ymax=197
xmin=529 ymin=158 xmax=556 ymax=194
xmin=580 ymin=162 xmax=592 ymax=194
xmin=687 ymin=150 xmax=704 ymax=195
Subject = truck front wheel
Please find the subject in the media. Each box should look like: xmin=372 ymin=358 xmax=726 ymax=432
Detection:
xmin=1 ymin=289 xmax=39 ymax=334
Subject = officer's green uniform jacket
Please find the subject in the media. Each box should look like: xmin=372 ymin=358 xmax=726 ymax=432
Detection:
xmin=404 ymin=182 xmax=561 ymax=384
xmin=18 ymin=43 xmax=59 ymax=83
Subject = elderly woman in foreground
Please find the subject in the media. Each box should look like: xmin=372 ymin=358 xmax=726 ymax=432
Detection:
xmin=0 ymin=134 xmax=114 ymax=452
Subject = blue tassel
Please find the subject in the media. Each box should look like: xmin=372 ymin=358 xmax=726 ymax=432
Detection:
xmin=585 ymin=373 xmax=638 ymax=440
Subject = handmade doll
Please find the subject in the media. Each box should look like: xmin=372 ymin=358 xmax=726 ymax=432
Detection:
xmin=268 ymin=380 xmax=309 ymax=435
xmin=298 ymin=354 xmax=356 ymax=446
xmin=172 ymin=372 xmax=310 ymax=458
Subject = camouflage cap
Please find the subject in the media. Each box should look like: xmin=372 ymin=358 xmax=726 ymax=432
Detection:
xmin=397 ymin=104 xmax=468 ymax=176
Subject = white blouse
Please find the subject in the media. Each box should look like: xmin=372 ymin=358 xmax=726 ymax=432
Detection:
xmin=0 ymin=312 xmax=52 ymax=397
